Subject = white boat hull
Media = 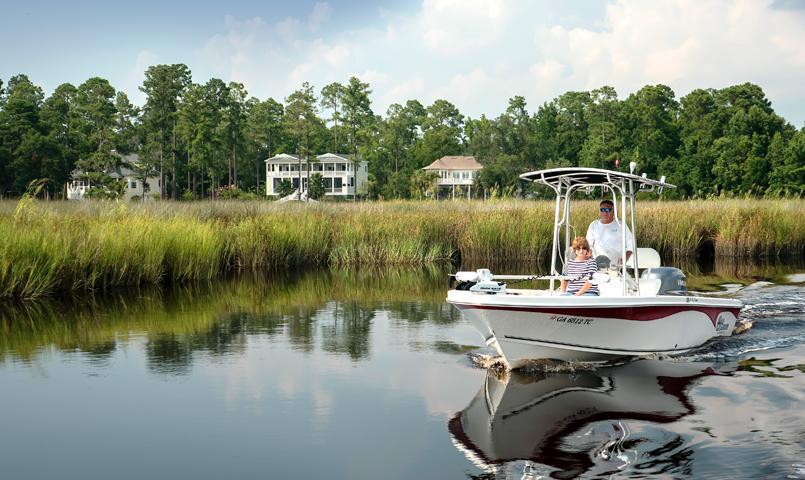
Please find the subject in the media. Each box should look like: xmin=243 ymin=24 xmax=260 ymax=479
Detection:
xmin=448 ymin=290 xmax=742 ymax=369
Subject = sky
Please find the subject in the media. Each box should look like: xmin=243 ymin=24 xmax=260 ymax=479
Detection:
xmin=2 ymin=0 xmax=804 ymax=127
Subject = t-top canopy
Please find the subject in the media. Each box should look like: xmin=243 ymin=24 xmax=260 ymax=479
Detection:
xmin=519 ymin=167 xmax=675 ymax=191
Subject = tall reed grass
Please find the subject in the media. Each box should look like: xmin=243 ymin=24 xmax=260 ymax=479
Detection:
xmin=1 ymin=198 xmax=803 ymax=299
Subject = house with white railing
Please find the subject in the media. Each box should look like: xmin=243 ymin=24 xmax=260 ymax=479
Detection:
xmin=422 ymin=155 xmax=483 ymax=199
xmin=264 ymin=153 xmax=369 ymax=197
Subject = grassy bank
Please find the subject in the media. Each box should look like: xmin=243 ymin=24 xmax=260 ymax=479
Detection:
xmin=1 ymin=199 xmax=803 ymax=299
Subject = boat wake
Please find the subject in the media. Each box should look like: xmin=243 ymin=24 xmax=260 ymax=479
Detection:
xmin=674 ymin=285 xmax=805 ymax=361
xmin=467 ymin=352 xmax=601 ymax=374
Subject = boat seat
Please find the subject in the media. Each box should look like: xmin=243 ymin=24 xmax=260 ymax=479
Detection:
xmin=625 ymin=248 xmax=662 ymax=269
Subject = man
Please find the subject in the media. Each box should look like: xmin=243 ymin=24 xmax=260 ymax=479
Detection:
xmin=586 ymin=200 xmax=633 ymax=266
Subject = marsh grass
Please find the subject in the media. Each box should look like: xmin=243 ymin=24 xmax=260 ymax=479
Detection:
xmin=1 ymin=198 xmax=803 ymax=299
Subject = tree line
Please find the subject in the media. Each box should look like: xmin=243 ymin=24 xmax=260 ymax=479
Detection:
xmin=0 ymin=64 xmax=802 ymax=200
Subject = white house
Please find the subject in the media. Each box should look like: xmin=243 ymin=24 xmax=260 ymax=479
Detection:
xmin=422 ymin=155 xmax=483 ymax=199
xmin=264 ymin=152 xmax=369 ymax=198
xmin=66 ymin=153 xmax=161 ymax=201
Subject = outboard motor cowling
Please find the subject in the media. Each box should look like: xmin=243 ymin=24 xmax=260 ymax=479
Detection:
xmin=640 ymin=267 xmax=687 ymax=295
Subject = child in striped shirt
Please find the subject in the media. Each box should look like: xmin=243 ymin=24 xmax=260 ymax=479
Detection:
xmin=561 ymin=237 xmax=599 ymax=296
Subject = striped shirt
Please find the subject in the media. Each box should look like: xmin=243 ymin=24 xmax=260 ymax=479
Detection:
xmin=563 ymin=258 xmax=599 ymax=295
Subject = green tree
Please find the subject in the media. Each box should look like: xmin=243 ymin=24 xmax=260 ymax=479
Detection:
xmin=114 ymin=92 xmax=140 ymax=154
xmin=320 ymin=82 xmax=345 ymax=152
xmin=554 ymin=91 xmax=590 ymax=166
xmin=284 ymin=82 xmax=320 ymax=200
xmin=223 ymin=81 xmax=248 ymax=188
xmin=140 ymin=64 xmax=191 ymax=199
xmin=276 ymin=178 xmax=294 ymax=197
xmin=418 ymin=99 xmax=464 ymax=165
xmin=308 ymin=172 xmax=326 ymax=199
xmin=0 ymin=74 xmax=45 ymax=196
xmin=580 ymin=86 xmax=623 ymax=169
xmin=245 ymin=97 xmax=283 ymax=194
xmin=70 ymin=77 xmax=124 ymax=197
xmin=409 ymin=169 xmax=437 ymax=199
xmin=621 ymin=85 xmax=678 ymax=177
xmin=767 ymin=129 xmax=805 ymax=196
xmin=39 ymin=83 xmax=79 ymax=198
xmin=342 ymin=77 xmax=373 ymax=157
xmin=476 ymin=156 xmax=520 ymax=197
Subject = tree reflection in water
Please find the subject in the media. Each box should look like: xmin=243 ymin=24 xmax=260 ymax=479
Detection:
xmin=0 ymin=267 xmax=451 ymax=372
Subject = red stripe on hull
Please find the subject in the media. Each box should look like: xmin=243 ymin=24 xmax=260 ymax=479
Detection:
xmin=453 ymin=303 xmax=741 ymax=326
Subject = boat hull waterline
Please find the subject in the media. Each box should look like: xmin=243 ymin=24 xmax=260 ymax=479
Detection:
xmin=448 ymin=291 xmax=741 ymax=368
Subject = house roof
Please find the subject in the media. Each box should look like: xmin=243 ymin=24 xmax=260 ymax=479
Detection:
xmin=265 ymin=152 xmax=365 ymax=163
xmin=265 ymin=153 xmax=300 ymax=162
xmin=317 ymin=153 xmax=362 ymax=162
xmin=70 ymin=153 xmax=154 ymax=179
xmin=422 ymin=156 xmax=483 ymax=171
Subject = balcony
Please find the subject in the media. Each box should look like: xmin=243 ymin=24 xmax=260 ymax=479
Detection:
xmin=436 ymin=177 xmax=474 ymax=186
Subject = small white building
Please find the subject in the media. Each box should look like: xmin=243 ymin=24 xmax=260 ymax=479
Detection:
xmin=66 ymin=154 xmax=161 ymax=201
xmin=264 ymin=152 xmax=369 ymax=198
xmin=422 ymin=155 xmax=483 ymax=199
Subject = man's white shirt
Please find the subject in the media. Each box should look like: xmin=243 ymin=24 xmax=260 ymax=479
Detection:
xmin=586 ymin=219 xmax=633 ymax=266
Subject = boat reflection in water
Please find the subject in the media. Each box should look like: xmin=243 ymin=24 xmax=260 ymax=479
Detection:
xmin=448 ymin=359 xmax=735 ymax=479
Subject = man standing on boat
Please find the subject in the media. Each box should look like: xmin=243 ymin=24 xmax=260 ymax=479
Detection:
xmin=586 ymin=200 xmax=633 ymax=266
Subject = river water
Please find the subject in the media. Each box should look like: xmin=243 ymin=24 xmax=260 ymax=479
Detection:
xmin=0 ymin=263 xmax=803 ymax=479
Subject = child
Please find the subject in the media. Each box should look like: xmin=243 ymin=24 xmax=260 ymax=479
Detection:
xmin=561 ymin=237 xmax=599 ymax=296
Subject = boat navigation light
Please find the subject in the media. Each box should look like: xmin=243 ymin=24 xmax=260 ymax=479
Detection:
xmin=629 ymin=162 xmax=637 ymax=174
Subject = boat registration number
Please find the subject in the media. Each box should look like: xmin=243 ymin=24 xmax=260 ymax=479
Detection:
xmin=552 ymin=315 xmax=594 ymax=325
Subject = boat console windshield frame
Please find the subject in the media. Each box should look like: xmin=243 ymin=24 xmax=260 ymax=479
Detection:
xmin=519 ymin=166 xmax=675 ymax=296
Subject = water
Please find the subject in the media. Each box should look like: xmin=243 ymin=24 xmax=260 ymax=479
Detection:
xmin=0 ymin=264 xmax=803 ymax=479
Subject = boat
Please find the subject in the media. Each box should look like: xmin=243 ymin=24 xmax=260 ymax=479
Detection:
xmin=446 ymin=166 xmax=743 ymax=369
xmin=448 ymin=359 xmax=736 ymax=477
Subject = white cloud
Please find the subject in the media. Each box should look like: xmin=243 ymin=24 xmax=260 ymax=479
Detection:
xmin=383 ymin=77 xmax=425 ymax=108
xmin=420 ymin=0 xmax=513 ymax=55
xmin=534 ymin=0 xmax=805 ymax=109
xmin=309 ymin=2 xmax=332 ymax=31
xmin=122 ymin=50 xmax=159 ymax=105
xmin=191 ymin=0 xmax=805 ymax=125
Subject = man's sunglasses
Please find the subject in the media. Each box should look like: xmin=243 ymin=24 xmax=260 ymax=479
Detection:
xmin=600 ymin=207 xmax=613 ymax=213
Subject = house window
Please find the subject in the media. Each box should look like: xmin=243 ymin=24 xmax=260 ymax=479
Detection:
xmin=348 ymin=177 xmax=354 ymax=187
xmin=334 ymin=178 xmax=342 ymax=189
xmin=130 ymin=180 xmax=137 ymax=189
xmin=337 ymin=163 xmax=346 ymax=171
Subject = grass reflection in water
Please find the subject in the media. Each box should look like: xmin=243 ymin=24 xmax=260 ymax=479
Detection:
xmin=0 ymin=267 xmax=454 ymax=368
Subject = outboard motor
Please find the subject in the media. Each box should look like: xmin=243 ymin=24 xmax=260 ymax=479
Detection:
xmin=640 ymin=267 xmax=687 ymax=295
xmin=451 ymin=269 xmax=507 ymax=294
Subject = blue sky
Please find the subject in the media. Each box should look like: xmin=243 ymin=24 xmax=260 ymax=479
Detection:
xmin=2 ymin=0 xmax=804 ymax=127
